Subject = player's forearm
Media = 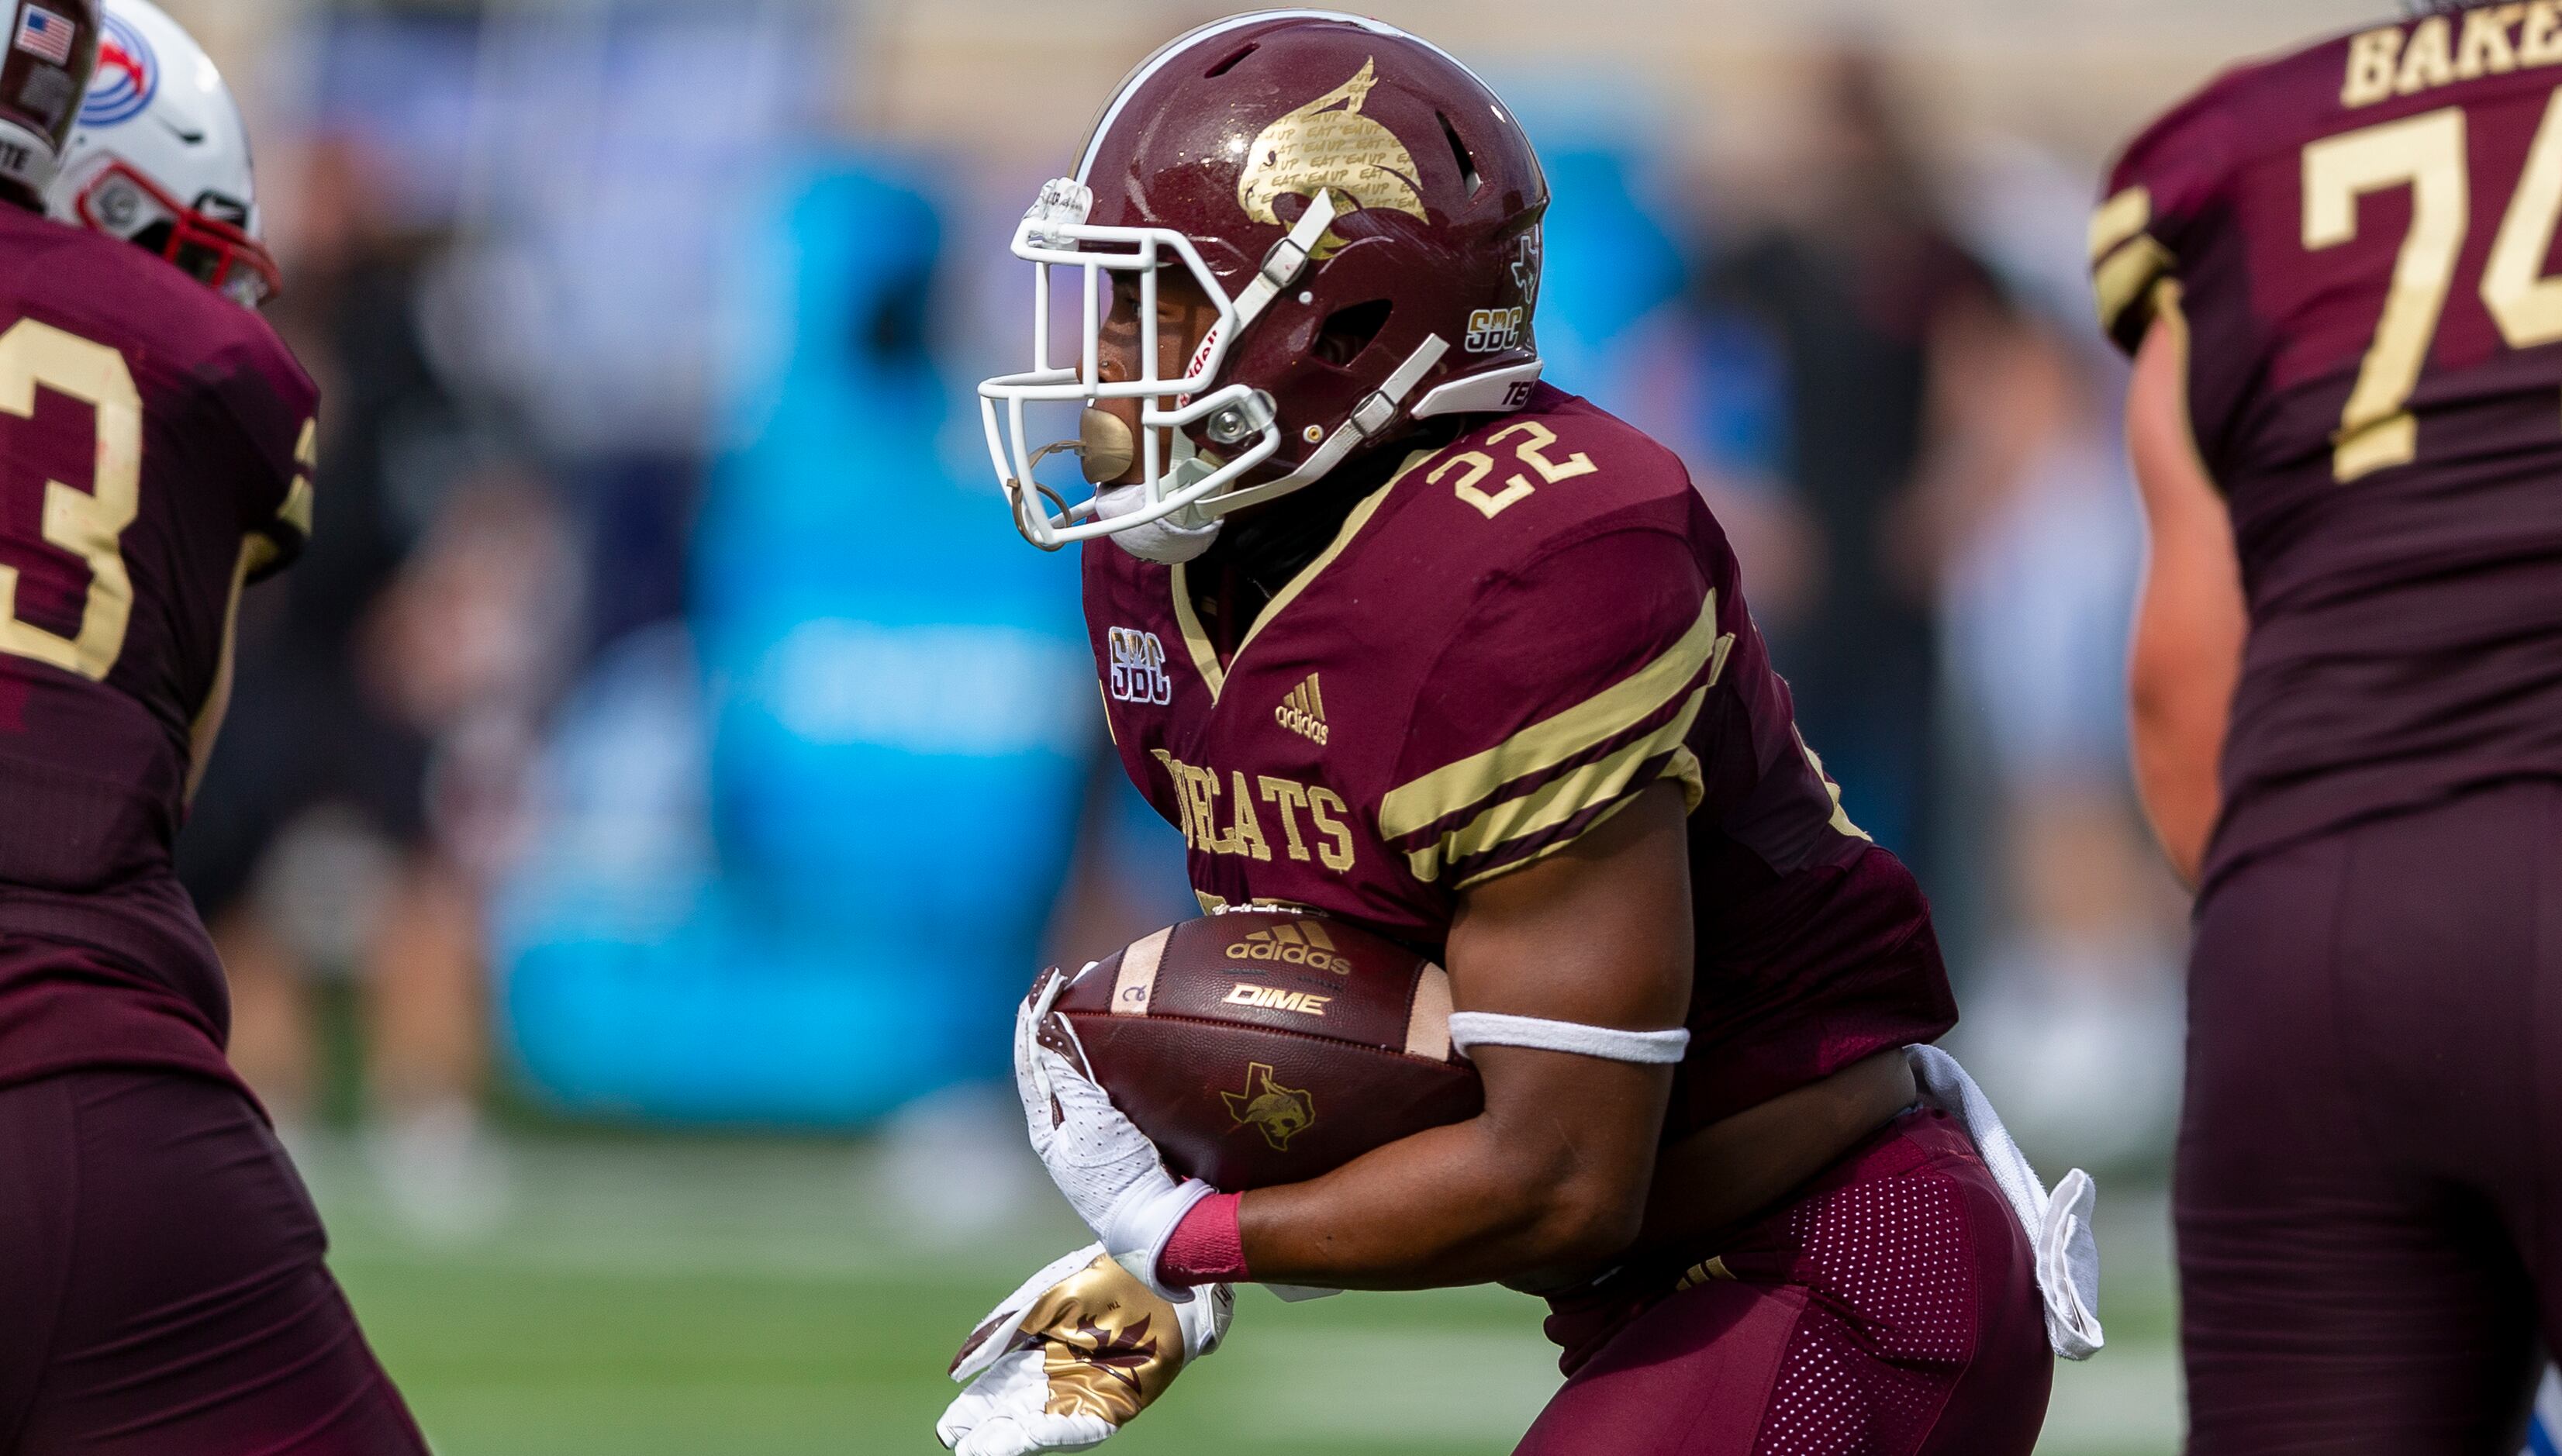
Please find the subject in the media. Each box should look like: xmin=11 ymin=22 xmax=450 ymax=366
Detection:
xmin=1634 ymin=1047 xmax=1915 ymax=1256
xmin=1234 ymin=1071 xmax=1670 ymax=1291
xmin=2125 ymin=312 xmax=2245 ymax=889
xmin=2129 ymin=602 xmax=2229 ymax=887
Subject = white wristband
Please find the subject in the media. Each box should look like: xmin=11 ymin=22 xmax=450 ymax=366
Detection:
xmin=1106 ymin=1177 xmax=1216 ymax=1304
xmin=1445 ymin=1013 xmax=1690 ymax=1065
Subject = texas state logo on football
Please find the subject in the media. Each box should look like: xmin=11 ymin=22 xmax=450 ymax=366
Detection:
xmin=1149 ymin=748 xmax=1357 ymax=871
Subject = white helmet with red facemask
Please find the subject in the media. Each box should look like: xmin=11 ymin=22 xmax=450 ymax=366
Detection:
xmin=43 ymin=0 xmax=277 ymax=308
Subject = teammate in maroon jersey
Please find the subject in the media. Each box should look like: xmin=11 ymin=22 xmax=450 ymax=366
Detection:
xmin=0 ymin=2 xmax=426 ymax=1448
xmin=2098 ymin=1 xmax=2562 ymax=1447
xmin=940 ymin=15 xmax=2100 ymax=1454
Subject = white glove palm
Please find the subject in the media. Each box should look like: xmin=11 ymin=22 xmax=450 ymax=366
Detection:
xmin=1016 ymin=968 xmax=1214 ymax=1297
xmin=938 ymin=1244 xmax=1233 ymax=1456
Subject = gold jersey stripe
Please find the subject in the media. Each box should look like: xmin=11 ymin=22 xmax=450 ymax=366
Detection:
xmin=1380 ymin=591 xmax=1725 ymax=843
xmin=1169 ymin=447 xmax=1436 ymax=705
xmin=2094 ymin=234 xmax=2176 ymax=337
xmin=186 ymin=537 xmax=261 ymax=803
xmin=2087 ymin=186 xmax=2153 ymax=265
xmin=1234 ymin=447 xmax=1437 ymax=666
xmin=1446 ymin=746 xmax=1706 ymax=892
xmin=274 ymin=472 xmax=315 ymax=539
xmin=2146 ymin=280 xmax=2219 ymax=495
xmin=1169 ymin=559 xmax=1225 ymax=699
xmin=1410 ymin=685 xmax=1708 ymax=884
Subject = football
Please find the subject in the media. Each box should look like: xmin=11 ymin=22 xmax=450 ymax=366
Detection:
xmin=1039 ymin=908 xmax=1483 ymax=1190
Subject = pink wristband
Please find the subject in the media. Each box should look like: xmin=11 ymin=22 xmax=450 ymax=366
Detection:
xmin=1155 ymin=1191 xmax=1249 ymax=1286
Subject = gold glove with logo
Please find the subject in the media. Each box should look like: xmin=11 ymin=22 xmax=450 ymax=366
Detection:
xmin=938 ymin=1243 xmax=1233 ymax=1456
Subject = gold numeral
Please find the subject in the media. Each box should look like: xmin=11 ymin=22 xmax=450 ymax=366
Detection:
xmin=1438 ymin=421 xmax=1601 ymax=521
xmin=0 ymin=319 xmax=141 ymax=681
xmin=2485 ymin=87 xmax=2562 ymax=349
xmin=1432 ymin=449 xmax=1529 ymax=519
xmin=2304 ymin=87 xmax=2562 ymax=483
xmin=1490 ymin=419 xmax=1598 ymax=483
xmin=2304 ymin=105 xmax=2470 ymax=483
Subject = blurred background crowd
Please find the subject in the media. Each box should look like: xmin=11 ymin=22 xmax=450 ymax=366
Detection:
xmin=132 ymin=2 xmax=2376 ymax=1450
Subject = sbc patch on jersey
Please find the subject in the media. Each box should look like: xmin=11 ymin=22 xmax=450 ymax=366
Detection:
xmin=1108 ymin=626 xmax=1173 ymax=706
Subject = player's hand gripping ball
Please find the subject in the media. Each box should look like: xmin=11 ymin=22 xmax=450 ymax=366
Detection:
xmin=1033 ymin=909 xmax=1483 ymax=1191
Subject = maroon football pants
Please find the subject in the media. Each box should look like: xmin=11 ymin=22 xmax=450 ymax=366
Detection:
xmin=0 ymin=1069 xmax=429 ymax=1454
xmin=1518 ymin=1109 xmax=2053 ymax=1455
xmin=2181 ymin=781 xmax=2562 ymax=1454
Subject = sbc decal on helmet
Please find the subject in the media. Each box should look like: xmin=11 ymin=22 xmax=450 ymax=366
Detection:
xmin=44 ymin=0 xmax=277 ymax=309
xmin=79 ymin=7 xmax=152 ymax=126
xmin=979 ymin=11 xmax=1550 ymax=554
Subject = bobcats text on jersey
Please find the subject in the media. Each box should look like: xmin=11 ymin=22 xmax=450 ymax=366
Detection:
xmin=1151 ymin=750 xmax=1358 ymax=873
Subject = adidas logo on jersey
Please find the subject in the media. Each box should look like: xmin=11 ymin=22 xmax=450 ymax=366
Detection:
xmin=1226 ymin=919 xmax=1352 ymax=975
xmin=1276 ymin=674 xmax=1328 ymax=745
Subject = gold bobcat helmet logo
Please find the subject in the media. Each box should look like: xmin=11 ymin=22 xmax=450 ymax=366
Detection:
xmin=1237 ymin=57 xmax=1426 ymax=258
xmin=1219 ymin=1062 xmax=1316 ymax=1151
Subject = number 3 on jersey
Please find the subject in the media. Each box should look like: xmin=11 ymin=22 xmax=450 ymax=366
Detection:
xmin=2308 ymin=87 xmax=2562 ymax=482
xmin=0 ymin=319 xmax=140 ymax=681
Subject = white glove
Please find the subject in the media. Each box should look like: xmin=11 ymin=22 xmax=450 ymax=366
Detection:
xmin=1015 ymin=967 xmax=1215 ymax=1299
xmin=938 ymin=1244 xmax=1234 ymax=1456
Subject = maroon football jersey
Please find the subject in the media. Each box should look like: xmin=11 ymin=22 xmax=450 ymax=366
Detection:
xmin=2097 ymin=9 xmax=2562 ymax=887
xmin=0 ymin=204 xmax=316 ymax=1089
xmin=1086 ymin=385 xmax=1956 ymax=1138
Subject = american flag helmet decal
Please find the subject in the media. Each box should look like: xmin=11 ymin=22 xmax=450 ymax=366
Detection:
xmin=13 ymin=6 xmax=74 ymax=66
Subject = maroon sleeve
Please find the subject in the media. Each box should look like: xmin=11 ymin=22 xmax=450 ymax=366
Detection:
xmin=195 ymin=327 xmax=318 ymax=580
xmin=2091 ymin=73 xmax=2246 ymax=354
xmin=1376 ymin=524 xmax=1727 ymax=891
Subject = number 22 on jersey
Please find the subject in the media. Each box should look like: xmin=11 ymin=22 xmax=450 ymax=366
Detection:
xmin=2308 ymin=87 xmax=2562 ymax=482
xmin=0 ymin=318 xmax=140 ymax=681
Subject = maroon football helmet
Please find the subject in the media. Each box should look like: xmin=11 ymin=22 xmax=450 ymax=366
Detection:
xmin=981 ymin=11 xmax=1549 ymax=552
xmin=0 ymin=0 xmax=98 ymax=202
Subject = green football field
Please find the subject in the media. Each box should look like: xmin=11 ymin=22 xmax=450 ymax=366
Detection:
xmin=306 ymin=1133 xmax=2180 ymax=1455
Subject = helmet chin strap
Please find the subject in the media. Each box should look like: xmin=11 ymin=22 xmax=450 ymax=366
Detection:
xmin=1108 ymin=330 xmax=1453 ymax=566
xmin=1087 ymin=194 xmax=1347 ymax=566
xmin=1101 ymin=195 xmax=1449 ymax=561
xmin=1233 ymin=190 xmax=1338 ymax=328
xmin=1206 ymin=333 xmax=1452 ymax=519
